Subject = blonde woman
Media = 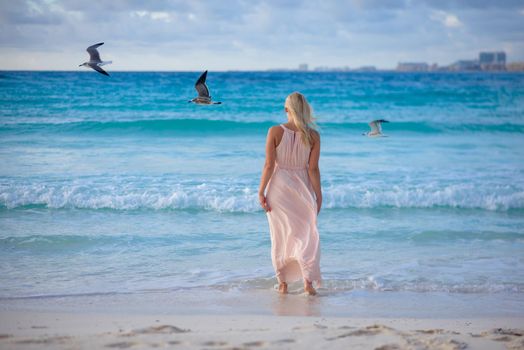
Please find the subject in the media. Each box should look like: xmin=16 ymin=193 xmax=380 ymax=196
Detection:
xmin=258 ymin=92 xmax=322 ymax=295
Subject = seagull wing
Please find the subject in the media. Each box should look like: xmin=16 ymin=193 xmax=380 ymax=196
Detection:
xmin=90 ymin=64 xmax=110 ymax=76
xmin=86 ymin=42 xmax=104 ymax=63
xmin=369 ymin=120 xmax=380 ymax=133
xmin=370 ymin=119 xmax=389 ymax=133
xmin=195 ymin=70 xmax=210 ymax=98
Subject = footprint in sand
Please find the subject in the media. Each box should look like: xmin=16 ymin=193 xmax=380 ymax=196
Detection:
xmin=482 ymin=328 xmax=523 ymax=338
xmin=493 ymin=335 xmax=515 ymax=342
xmin=15 ymin=336 xmax=72 ymax=345
xmin=327 ymin=324 xmax=397 ymax=340
xmin=405 ymin=336 xmax=468 ymax=350
xmin=479 ymin=328 xmax=524 ymax=350
xmin=242 ymin=340 xmax=266 ymax=347
xmin=105 ymin=341 xmax=138 ymax=348
xmin=136 ymin=325 xmax=189 ymax=334
xmin=272 ymin=338 xmax=295 ymax=344
xmin=122 ymin=325 xmax=190 ymax=337
xmin=414 ymin=329 xmax=445 ymax=334
xmin=201 ymin=340 xmax=229 ymax=346
xmin=374 ymin=344 xmax=402 ymax=350
xmin=438 ymin=338 xmax=468 ymax=350
xmin=338 ymin=325 xmax=356 ymax=330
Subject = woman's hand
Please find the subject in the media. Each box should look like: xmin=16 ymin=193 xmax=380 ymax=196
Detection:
xmin=259 ymin=192 xmax=271 ymax=212
xmin=316 ymin=195 xmax=322 ymax=214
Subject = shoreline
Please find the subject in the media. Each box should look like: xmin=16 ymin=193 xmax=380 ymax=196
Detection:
xmin=2 ymin=289 xmax=523 ymax=318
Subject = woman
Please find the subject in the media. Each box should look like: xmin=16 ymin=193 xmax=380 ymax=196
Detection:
xmin=258 ymin=92 xmax=322 ymax=295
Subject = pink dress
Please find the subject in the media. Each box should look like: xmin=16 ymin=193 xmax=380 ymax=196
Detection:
xmin=265 ymin=124 xmax=321 ymax=286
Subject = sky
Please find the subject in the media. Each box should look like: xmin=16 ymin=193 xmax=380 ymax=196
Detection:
xmin=0 ymin=0 xmax=523 ymax=71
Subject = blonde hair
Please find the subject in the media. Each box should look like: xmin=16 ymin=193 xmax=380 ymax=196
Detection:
xmin=284 ymin=92 xmax=318 ymax=147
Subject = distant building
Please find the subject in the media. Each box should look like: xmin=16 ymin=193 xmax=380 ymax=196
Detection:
xmin=479 ymin=51 xmax=506 ymax=70
xmin=396 ymin=62 xmax=429 ymax=72
xmin=448 ymin=59 xmax=480 ymax=71
xmin=506 ymin=62 xmax=524 ymax=71
xmin=298 ymin=63 xmax=308 ymax=71
xmin=443 ymin=51 xmax=507 ymax=71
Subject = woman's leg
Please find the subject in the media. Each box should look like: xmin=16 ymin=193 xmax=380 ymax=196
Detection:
xmin=278 ymin=281 xmax=288 ymax=294
xmin=304 ymin=279 xmax=316 ymax=295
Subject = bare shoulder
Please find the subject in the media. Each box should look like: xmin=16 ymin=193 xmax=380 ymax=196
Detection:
xmin=267 ymin=125 xmax=284 ymax=147
xmin=268 ymin=125 xmax=284 ymax=138
xmin=269 ymin=125 xmax=283 ymax=134
xmin=309 ymin=129 xmax=320 ymax=143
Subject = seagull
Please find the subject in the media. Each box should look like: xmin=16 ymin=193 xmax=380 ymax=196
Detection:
xmin=79 ymin=42 xmax=112 ymax=76
xmin=189 ymin=70 xmax=222 ymax=104
xmin=363 ymin=119 xmax=389 ymax=137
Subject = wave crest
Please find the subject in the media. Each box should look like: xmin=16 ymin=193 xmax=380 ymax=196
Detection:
xmin=1 ymin=180 xmax=522 ymax=211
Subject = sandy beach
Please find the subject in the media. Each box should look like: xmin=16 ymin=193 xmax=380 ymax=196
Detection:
xmin=1 ymin=310 xmax=523 ymax=350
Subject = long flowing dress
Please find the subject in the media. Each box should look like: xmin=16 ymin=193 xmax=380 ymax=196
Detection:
xmin=265 ymin=124 xmax=321 ymax=286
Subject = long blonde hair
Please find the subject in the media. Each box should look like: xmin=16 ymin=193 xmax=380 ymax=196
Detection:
xmin=285 ymin=92 xmax=318 ymax=147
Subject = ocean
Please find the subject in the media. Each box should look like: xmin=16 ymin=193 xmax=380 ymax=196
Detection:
xmin=1 ymin=71 xmax=523 ymax=316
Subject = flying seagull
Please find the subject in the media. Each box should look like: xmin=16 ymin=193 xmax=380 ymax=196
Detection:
xmin=79 ymin=42 xmax=112 ymax=76
xmin=189 ymin=70 xmax=222 ymax=104
xmin=363 ymin=119 xmax=389 ymax=137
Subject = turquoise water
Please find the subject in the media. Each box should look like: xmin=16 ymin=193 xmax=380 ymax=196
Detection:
xmin=0 ymin=71 xmax=523 ymax=306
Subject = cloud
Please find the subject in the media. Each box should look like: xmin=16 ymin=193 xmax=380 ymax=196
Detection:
xmin=430 ymin=10 xmax=462 ymax=28
xmin=133 ymin=11 xmax=172 ymax=22
xmin=0 ymin=0 xmax=523 ymax=70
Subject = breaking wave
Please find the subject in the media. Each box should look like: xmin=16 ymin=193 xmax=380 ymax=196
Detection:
xmin=1 ymin=180 xmax=522 ymax=211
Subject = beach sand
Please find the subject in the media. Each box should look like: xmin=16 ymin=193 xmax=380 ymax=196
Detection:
xmin=1 ymin=291 xmax=524 ymax=350
xmin=1 ymin=311 xmax=523 ymax=350
xmin=1 ymin=288 xmax=523 ymax=349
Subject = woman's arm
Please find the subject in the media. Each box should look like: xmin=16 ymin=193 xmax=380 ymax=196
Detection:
xmin=307 ymin=131 xmax=322 ymax=214
xmin=258 ymin=127 xmax=277 ymax=212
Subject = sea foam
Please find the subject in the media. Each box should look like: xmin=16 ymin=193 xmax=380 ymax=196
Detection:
xmin=1 ymin=180 xmax=522 ymax=211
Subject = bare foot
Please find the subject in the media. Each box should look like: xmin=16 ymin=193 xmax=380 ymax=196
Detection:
xmin=304 ymin=281 xmax=317 ymax=296
xmin=278 ymin=282 xmax=288 ymax=294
